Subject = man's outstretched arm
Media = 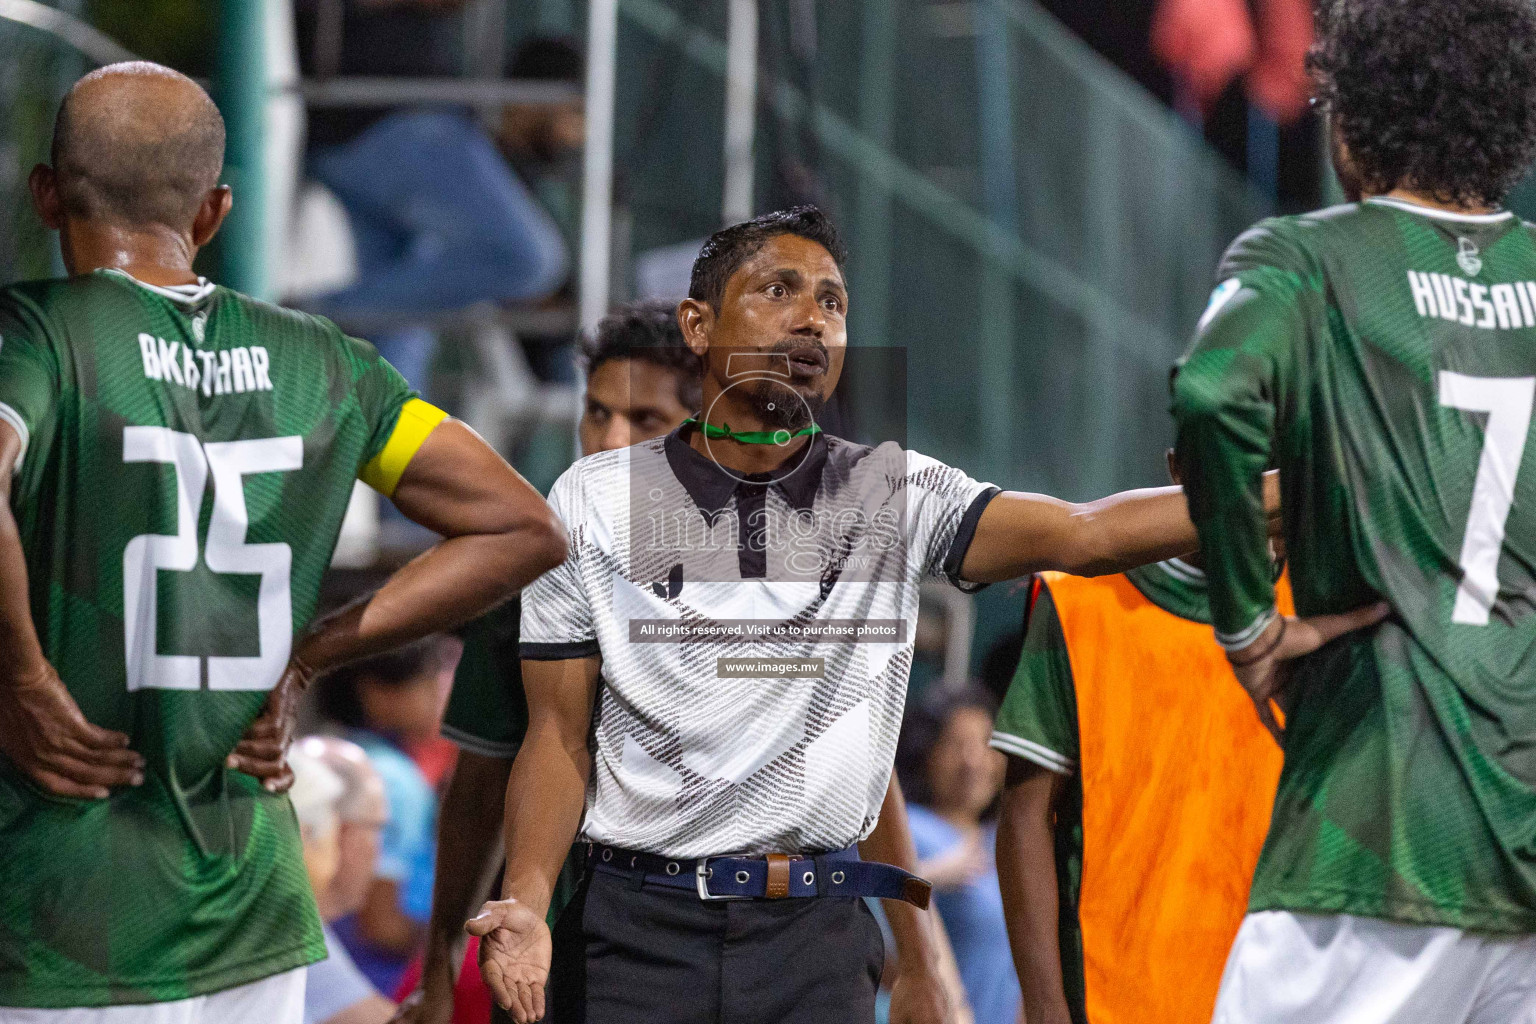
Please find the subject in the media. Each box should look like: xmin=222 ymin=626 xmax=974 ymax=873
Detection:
xmin=469 ymin=655 xmax=600 ymax=1024
xmin=0 ymin=424 xmax=144 ymax=798
xmin=226 ymin=420 xmax=566 ymax=787
xmin=956 ymin=473 xmax=1279 ymax=585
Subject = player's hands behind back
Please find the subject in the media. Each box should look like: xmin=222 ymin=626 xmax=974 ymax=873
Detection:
xmin=468 ymin=897 xmax=552 ymax=1023
xmin=1229 ymin=602 xmax=1391 ymax=741
xmin=0 ymin=660 xmax=143 ymax=799
xmin=226 ymin=657 xmax=314 ymax=794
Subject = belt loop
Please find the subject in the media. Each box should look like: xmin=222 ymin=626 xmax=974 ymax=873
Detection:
xmin=812 ymin=854 xmax=830 ymax=896
xmin=765 ymin=853 xmax=791 ymax=899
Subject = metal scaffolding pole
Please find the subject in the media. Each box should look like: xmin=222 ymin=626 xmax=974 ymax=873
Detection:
xmin=579 ymin=0 xmax=619 ymax=333
xmin=217 ymin=0 xmax=268 ymax=297
xmin=721 ymin=0 xmax=758 ymax=226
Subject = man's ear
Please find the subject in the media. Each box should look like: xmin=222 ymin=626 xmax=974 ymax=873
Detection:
xmin=191 ymin=185 xmax=233 ymax=248
xmin=28 ymin=164 xmax=63 ymax=230
xmin=676 ymin=298 xmax=713 ymax=358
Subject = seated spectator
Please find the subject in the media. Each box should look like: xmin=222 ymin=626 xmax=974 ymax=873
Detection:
xmin=296 ymin=0 xmax=579 ymax=389
xmin=899 ymin=687 xmax=1022 ymax=1024
xmin=316 ymin=638 xmax=453 ymax=995
xmin=290 ymin=740 xmax=395 ymax=1024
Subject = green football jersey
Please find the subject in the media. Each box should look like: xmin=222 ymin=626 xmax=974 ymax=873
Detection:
xmin=0 ymin=269 xmax=421 ymax=1006
xmin=1174 ymin=198 xmax=1536 ymax=932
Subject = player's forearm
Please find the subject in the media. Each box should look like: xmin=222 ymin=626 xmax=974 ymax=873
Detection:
xmin=423 ymin=750 xmax=515 ymax=990
xmin=498 ymin=713 xmax=590 ymax=918
xmin=0 ymin=484 xmax=47 ymax=685
xmin=859 ymin=775 xmax=939 ymax=976
xmin=997 ymin=777 xmax=1074 ymax=1024
xmin=296 ymin=530 xmax=561 ymax=673
xmin=1173 ymin=375 xmax=1278 ymax=644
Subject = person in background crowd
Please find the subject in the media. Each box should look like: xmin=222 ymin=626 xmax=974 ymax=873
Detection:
xmin=293 ymin=738 xmax=396 ymax=1024
xmin=295 ymin=0 xmax=574 ymax=389
xmin=318 ymin=639 xmax=456 ymax=996
xmin=391 ymin=301 xmax=702 ymax=1024
xmin=900 ymin=689 xmax=1020 ymax=1024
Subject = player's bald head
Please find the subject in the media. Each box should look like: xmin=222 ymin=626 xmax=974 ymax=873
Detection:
xmin=51 ymin=61 xmax=225 ymax=230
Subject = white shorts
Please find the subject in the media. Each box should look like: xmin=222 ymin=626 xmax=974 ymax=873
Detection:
xmin=0 ymin=968 xmax=305 ymax=1024
xmin=1213 ymin=911 xmax=1536 ymax=1024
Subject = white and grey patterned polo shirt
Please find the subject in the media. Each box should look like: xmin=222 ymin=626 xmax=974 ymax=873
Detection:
xmin=520 ymin=424 xmax=997 ymax=858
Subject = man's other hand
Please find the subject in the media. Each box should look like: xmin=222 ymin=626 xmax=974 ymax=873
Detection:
xmin=387 ymin=987 xmax=455 ymax=1024
xmin=0 ymin=661 xmax=143 ymax=799
xmin=468 ymin=898 xmax=552 ymax=1023
xmin=889 ymin=964 xmax=953 ymax=1024
xmin=226 ymin=658 xmax=313 ymax=793
xmin=1231 ymin=603 xmax=1392 ymax=741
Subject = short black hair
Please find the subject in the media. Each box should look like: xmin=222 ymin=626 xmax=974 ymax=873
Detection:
xmin=509 ymin=36 xmax=584 ymax=82
xmin=1309 ymin=0 xmax=1536 ymax=207
xmin=315 ymin=638 xmax=443 ymax=730
xmin=688 ymin=206 xmax=848 ymax=313
xmin=580 ymin=300 xmax=702 ymax=410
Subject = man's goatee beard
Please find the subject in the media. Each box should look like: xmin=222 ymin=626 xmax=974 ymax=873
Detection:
xmin=748 ymin=379 xmax=825 ymax=431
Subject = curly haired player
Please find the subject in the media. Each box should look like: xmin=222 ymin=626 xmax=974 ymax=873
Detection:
xmin=1174 ymin=1 xmax=1536 ymax=1020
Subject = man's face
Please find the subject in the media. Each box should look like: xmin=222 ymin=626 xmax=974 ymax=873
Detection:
xmin=700 ymin=233 xmax=848 ymax=430
xmin=579 ymin=357 xmax=695 ymax=456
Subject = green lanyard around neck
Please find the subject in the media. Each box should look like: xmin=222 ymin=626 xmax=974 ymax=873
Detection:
xmin=684 ymin=418 xmax=822 ymax=446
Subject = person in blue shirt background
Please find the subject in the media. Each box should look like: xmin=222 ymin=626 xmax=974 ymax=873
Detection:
xmin=900 ymin=686 xmax=1021 ymax=1024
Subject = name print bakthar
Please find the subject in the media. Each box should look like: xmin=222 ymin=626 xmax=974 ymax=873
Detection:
xmin=137 ymin=333 xmax=274 ymax=397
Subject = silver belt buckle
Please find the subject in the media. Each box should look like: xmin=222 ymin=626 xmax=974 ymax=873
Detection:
xmin=696 ymin=856 xmax=753 ymax=901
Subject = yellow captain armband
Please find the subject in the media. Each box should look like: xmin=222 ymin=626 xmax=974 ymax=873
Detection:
xmin=359 ymin=399 xmax=449 ymax=497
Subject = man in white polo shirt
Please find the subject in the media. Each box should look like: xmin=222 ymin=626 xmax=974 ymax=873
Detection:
xmin=467 ymin=207 xmax=1297 ymax=1024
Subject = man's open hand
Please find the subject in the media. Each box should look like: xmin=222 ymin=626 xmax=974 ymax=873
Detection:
xmin=468 ymin=898 xmax=552 ymax=1023
xmin=226 ymin=658 xmax=313 ymax=793
xmin=0 ymin=662 xmax=142 ymax=799
xmin=1230 ymin=603 xmax=1392 ymax=741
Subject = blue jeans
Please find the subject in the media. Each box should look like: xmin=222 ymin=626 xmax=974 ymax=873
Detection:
xmin=309 ymin=109 xmax=570 ymax=317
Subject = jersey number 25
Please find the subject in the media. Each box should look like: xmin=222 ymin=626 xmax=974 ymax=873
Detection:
xmin=122 ymin=426 xmax=302 ymax=691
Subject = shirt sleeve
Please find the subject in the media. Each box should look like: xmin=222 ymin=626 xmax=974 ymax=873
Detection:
xmin=0 ymin=301 xmax=59 ymax=482
xmin=338 ymin=330 xmax=446 ymax=498
xmin=520 ymin=467 xmax=598 ymax=660
xmin=902 ymin=448 xmax=1000 ymax=590
xmin=1172 ymin=220 xmax=1309 ymax=651
xmin=989 ymin=577 xmax=1079 ymax=774
xmin=442 ymin=598 xmax=529 ymax=757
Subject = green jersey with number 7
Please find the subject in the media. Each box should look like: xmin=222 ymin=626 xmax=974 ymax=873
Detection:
xmin=0 ymin=268 xmax=438 ymax=1006
xmin=1174 ymin=197 xmax=1536 ymax=934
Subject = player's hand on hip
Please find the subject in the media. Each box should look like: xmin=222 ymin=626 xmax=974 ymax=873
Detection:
xmin=226 ymin=657 xmax=314 ymax=794
xmin=1229 ymin=602 xmax=1391 ymax=741
xmin=468 ymin=898 xmax=551 ymax=1023
xmin=0 ymin=661 xmax=143 ymax=799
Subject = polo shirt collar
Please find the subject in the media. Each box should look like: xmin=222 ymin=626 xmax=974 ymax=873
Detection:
xmin=663 ymin=422 xmax=827 ymax=515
